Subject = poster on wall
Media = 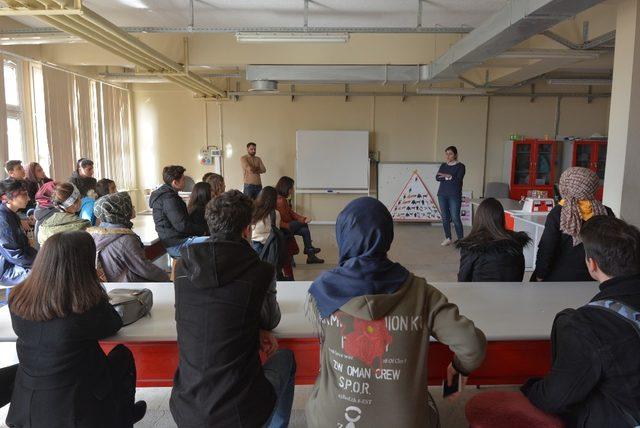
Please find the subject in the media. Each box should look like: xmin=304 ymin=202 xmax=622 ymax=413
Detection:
xmin=461 ymin=191 xmax=473 ymax=227
xmin=389 ymin=171 xmax=441 ymax=222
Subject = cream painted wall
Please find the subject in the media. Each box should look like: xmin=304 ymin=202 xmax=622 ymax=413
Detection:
xmin=134 ymin=86 xmax=610 ymax=221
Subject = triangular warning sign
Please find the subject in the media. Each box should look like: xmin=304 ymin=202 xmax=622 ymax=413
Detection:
xmin=390 ymin=172 xmax=441 ymax=222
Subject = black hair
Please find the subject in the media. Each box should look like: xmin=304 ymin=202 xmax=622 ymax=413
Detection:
xmin=247 ymin=142 xmax=256 ymax=148
xmin=188 ymin=182 xmax=212 ymax=214
xmin=96 ymin=178 xmax=116 ymax=198
xmin=275 ymin=176 xmax=295 ymax=197
xmin=5 ymin=160 xmax=22 ymax=174
xmin=76 ymin=158 xmax=94 ymax=171
xmin=162 ymin=165 xmax=186 ymax=185
xmin=1 ymin=179 xmax=27 ymax=199
xmin=205 ymin=190 xmax=253 ymax=236
xmin=581 ymin=216 xmax=640 ymax=278
xmin=456 ymin=198 xmax=520 ymax=248
xmin=445 ymin=146 xmax=458 ymax=159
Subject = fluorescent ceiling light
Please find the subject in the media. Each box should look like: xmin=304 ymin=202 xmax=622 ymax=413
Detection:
xmin=0 ymin=34 xmax=83 ymax=46
xmin=100 ymin=74 xmax=168 ymax=83
xmin=236 ymin=32 xmax=349 ymax=43
xmin=547 ymin=78 xmax=612 ymax=86
xmin=117 ymin=0 xmax=148 ymax=9
xmin=416 ymin=87 xmax=488 ymax=95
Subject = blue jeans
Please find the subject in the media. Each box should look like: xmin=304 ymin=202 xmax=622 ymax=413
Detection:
xmin=166 ymin=236 xmax=210 ymax=258
xmin=244 ymin=184 xmax=263 ymax=200
xmin=438 ymin=195 xmax=463 ymax=240
xmin=263 ymin=349 xmax=296 ymax=428
xmin=252 ymin=241 xmax=264 ymax=254
xmin=288 ymin=221 xmax=313 ymax=252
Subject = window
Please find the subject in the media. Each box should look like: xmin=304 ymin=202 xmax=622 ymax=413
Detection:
xmin=4 ymin=59 xmax=25 ymax=161
xmin=30 ymin=63 xmax=51 ymax=176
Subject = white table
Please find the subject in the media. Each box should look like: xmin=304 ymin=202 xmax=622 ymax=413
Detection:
xmin=0 ymin=281 xmax=600 ymax=386
xmin=131 ymin=214 xmax=159 ymax=247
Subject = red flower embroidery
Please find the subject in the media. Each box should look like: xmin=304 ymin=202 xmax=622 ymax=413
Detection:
xmin=343 ymin=318 xmax=393 ymax=368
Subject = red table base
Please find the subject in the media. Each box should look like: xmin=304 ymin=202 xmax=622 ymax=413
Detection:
xmin=101 ymin=339 xmax=551 ymax=388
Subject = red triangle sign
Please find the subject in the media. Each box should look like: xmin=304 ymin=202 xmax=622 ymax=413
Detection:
xmin=390 ymin=171 xmax=441 ymax=222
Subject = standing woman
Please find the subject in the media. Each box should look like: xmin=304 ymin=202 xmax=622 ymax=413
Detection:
xmin=24 ymin=162 xmax=52 ymax=206
xmin=7 ymin=231 xmax=146 ymax=427
xmin=436 ymin=146 xmax=466 ymax=246
xmin=532 ymin=167 xmax=613 ymax=282
xmin=69 ymin=158 xmax=98 ymax=197
xmin=187 ymin=181 xmax=212 ymax=234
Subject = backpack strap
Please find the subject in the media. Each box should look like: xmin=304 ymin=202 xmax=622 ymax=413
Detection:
xmin=587 ymin=299 xmax=640 ymax=427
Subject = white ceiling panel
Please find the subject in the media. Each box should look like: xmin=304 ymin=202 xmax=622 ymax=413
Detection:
xmin=10 ymin=0 xmax=508 ymax=30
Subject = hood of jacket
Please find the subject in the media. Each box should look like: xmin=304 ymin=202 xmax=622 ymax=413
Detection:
xmin=148 ymin=184 xmax=177 ymax=208
xmin=336 ymin=274 xmax=414 ymax=321
xmin=88 ymin=226 xmax=136 ymax=251
xmin=44 ymin=211 xmax=89 ymax=228
xmin=455 ymin=231 xmax=531 ymax=255
xmin=34 ymin=206 xmax=56 ymax=222
xmin=179 ymin=233 xmax=268 ymax=289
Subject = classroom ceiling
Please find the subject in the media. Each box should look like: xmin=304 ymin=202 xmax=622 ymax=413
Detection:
xmin=11 ymin=0 xmax=508 ymax=31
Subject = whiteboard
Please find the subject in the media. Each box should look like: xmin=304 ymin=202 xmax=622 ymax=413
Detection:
xmin=296 ymin=130 xmax=369 ymax=191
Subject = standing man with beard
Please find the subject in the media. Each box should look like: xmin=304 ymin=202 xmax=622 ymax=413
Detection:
xmin=241 ymin=142 xmax=266 ymax=200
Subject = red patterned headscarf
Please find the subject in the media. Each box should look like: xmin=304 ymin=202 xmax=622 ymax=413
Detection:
xmin=558 ymin=167 xmax=607 ymax=246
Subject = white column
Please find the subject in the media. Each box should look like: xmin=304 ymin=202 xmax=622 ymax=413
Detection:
xmin=603 ymin=0 xmax=640 ymax=226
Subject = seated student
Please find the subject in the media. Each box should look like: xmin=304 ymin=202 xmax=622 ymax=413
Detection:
xmin=187 ymin=181 xmax=212 ymax=234
xmin=0 ymin=180 xmax=36 ymax=285
xmin=7 ymin=231 xmax=146 ymax=428
xmin=521 ymin=216 xmax=640 ymax=426
xmin=25 ymin=162 xmax=52 ymax=211
xmin=251 ymin=186 xmax=281 ymax=254
xmin=149 ymin=165 xmax=208 ymax=258
xmin=96 ymin=178 xmax=117 ymax=198
xmin=306 ymin=197 xmax=487 ymax=427
xmin=204 ymin=172 xmax=225 ymax=198
xmin=4 ymin=160 xmax=25 ymax=180
xmin=32 ymin=180 xmax=57 ymax=250
xmin=456 ymin=197 xmax=531 ymax=282
xmin=533 ymin=167 xmax=613 ymax=282
xmin=88 ymin=192 xmax=169 ymax=283
xmin=275 ymin=176 xmax=324 ymax=264
xmin=69 ymin=158 xmax=98 ymax=197
xmin=170 ymin=190 xmax=290 ymax=428
xmin=37 ymin=183 xmax=91 ymax=245
xmin=80 ymin=183 xmax=99 ymax=225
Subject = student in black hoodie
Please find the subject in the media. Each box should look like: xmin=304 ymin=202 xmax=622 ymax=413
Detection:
xmin=456 ymin=198 xmax=531 ymax=282
xmin=69 ymin=158 xmax=98 ymax=197
xmin=170 ymin=190 xmax=292 ymax=428
xmin=149 ymin=165 xmax=208 ymax=258
xmin=522 ymin=216 xmax=640 ymax=427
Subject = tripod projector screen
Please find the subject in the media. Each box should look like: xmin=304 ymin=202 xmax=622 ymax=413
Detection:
xmin=295 ymin=130 xmax=369 ymax=191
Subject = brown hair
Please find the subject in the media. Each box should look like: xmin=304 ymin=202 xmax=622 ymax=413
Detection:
xmin=252 ymin=186 xmax=278 ymax=225
xmin=275 ymin=176 xmax=295 ymax=197
xmin=205 ymin=173 xmax=225 ymax=197
xmin=9 ymin=231 xmax=106 ymax=321
xmin=26 ymin=162 xmax=49 ymax=183
xmin=52 ymin=182 xmax=76 ymax=205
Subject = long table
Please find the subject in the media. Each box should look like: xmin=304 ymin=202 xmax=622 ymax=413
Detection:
xmin=0 ymin=281 xmax=600 ymax=387
xmin=131 ymin=213 xmax=165 ymax=261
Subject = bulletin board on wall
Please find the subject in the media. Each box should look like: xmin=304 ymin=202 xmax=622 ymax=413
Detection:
xmin=295 ymin=130 xmax=370 ymax=193
xmin=378 ymin=162 xmax=472 ymax=225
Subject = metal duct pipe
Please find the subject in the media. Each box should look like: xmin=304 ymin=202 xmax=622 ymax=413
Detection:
xmin=424 ymin=0 xmax=608 ymax=82
xmin=225 ymin=90 xmax=610 ymax=99
xmin=9 ymin=0 xmax=224 ymax=98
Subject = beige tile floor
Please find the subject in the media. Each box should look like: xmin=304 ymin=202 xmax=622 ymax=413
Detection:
xmin=1 ymin=224 xmax=519 ymax=428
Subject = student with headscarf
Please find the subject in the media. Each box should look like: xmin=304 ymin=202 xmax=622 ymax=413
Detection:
xmin=88 ymin=192 xmax=169 ymax=282
xmin=532 ymin=167 xmax=614 ymax=282
xmin=305 ymin=197 xmax=486 ymax=428
xmin=37 ymin=183 xmax=91 ymax=246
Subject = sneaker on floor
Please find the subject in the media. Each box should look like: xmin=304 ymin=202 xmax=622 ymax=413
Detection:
xmin=441 ymin=238 xmax=452 ymax=246
xmin=133 ymin=400 xmax=147 ymax=424
xmin=307 ymin=254 xmax=325 ymax=264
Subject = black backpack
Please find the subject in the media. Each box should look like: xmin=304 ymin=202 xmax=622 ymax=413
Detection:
xmin=259 ymin=211 xmax=288 ymax=272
